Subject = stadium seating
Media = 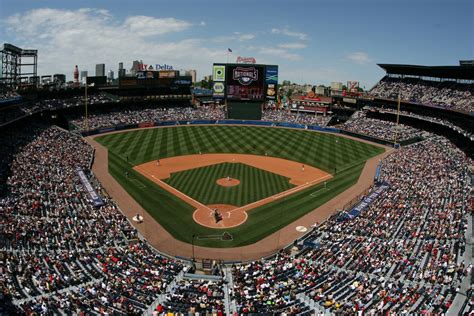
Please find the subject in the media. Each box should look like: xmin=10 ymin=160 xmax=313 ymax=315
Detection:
xmin=370 ymin=76 xmax=474 ymax=113
xmin=0 ymin=109 xmax=471 ymax=315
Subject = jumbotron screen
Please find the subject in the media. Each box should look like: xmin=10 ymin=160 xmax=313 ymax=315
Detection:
xmin=226 ymin=65 xmax=265 ymax=101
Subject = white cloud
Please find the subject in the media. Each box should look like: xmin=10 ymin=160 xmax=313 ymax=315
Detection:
xmin=278 ymin=42 xmax=306 ymax=49
xmin=345 ymin=52 xmax=372 ymax=65
xmin=247 ymin=45 xmax=301 ymax=61
xmin=123 ymin=16 xmax=192 ymax=36
xmin=212 ymin=32 xmax=256 ymax=43
xmin=234 ymin=32 xmax=256 ymax=41
xmin=271 ymin=27 xmax=307 ymax=41
xmin=4 ymin=8 xmax=223 ymax=80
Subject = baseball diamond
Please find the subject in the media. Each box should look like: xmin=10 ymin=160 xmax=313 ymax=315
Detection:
xmin=95 ymin=125 xmax=385 ymax=248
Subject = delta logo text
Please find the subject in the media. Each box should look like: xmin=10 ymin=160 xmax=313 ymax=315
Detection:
xmin=233 ymin=67 xmax=258 ymax=86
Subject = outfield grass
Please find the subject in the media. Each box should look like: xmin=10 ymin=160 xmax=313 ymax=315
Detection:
xmin=96 ymin=125 xmax=384 ymax=248
xmin=165 ymin=162 xmax=294 ymax=206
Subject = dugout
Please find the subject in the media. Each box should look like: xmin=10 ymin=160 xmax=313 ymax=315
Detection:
xmin=226 ymin=101 xmax=262 ymax=120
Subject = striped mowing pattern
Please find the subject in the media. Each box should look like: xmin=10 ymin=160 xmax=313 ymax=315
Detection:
xmin=96 ymin=126 xmax=385 ymax=248
xmin=165 ymin=162 xmax=295 ymax=206
xmin=97 ymin=125 xmax=382 ymax=173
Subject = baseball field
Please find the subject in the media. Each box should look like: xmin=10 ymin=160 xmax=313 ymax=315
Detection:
xmin=95 ymin=125 xmax=384 ymax=248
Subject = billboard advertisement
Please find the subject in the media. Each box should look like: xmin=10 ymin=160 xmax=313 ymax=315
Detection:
xmin=213 ymin=65 xmax=226 ymax=82
xmin=226 ymin=65 xmax=264 ymax=101
xmin=265 ymin=65 xmax=278 ymax=100
xmin=159 ymin=70 xmax=176 ymax=78
xmin=212 ymin=82 xmax=225 ymax=98
xmin=265 ymin=66 xmax=278 ymax=84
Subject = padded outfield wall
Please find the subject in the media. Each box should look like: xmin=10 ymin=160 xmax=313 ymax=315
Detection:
xmin=226 ymin=101 xmax=262 ymax=120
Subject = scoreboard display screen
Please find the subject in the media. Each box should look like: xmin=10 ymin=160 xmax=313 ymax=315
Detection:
xmin=226 ymin=65 xmax=265 ymax=101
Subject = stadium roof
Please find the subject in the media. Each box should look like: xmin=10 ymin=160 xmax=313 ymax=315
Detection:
xmin=377 ymin=64 xmax=474 ymax=80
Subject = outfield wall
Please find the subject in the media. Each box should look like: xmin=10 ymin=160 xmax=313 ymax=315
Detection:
xmin=80 ymin=119 xmax=340 ymax=136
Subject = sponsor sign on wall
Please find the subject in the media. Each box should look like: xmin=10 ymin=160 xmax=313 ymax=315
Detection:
xmin=213 ymin=65 xmax=226 ymax=81
xmin=265 ymin=65 xmax=278 ymax=100
xmin=265 ymin=66 xmax=278 ymax=84
xmin=159 ymin=71 xmax=176 ymax=78
xmin=213 ymin=82 xmax=225 ymax=98
xmin=266 ymin=84 xmax=276 ymax=99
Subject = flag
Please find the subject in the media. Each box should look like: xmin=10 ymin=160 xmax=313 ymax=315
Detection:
xmin=227 ymin=48 xmax=232 ymax=53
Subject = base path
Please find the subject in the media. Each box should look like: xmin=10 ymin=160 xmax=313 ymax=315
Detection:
xmin=134 ymin=153 xmax=330 ymax=186
xmin=86 ymin=130 xmax=393 ymax=262
xmin=134 ymin=153 xmax=331 ymax=229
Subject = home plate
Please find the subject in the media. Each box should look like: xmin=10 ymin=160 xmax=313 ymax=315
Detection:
xmin=296 ymin=226 xmax=308 ymax=232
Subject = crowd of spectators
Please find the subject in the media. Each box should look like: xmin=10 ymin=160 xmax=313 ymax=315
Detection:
xmin=0 ymin=93 xmax=115 ymax=127
xmin=231 ymin=135 xmax=472 ymax=314
xmin=371 ymin=106 xmax=473 ymax=140
xmin=370 ymin=77 xmax=474 ymax=113
xmin=340 ymin=111 xmax=423 ymax=142
xmin=262 ymin=109 xmax=332 ymax=127
xmin=160 ymin=279 xmax=226 ymax=315
xmin=1 ymin=109 xmax=471 ymax=314
xmin=68 ymin=105 xmax=226 ymax=130
xmin=0 ymin=122 xmax=185 ymax=314
xmin=0 ymin=84 xmax=20 ymax=102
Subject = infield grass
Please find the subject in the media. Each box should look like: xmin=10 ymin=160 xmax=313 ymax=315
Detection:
xmin=165 ymin=162 xmax=294 ymax=206
xmin=96 ymin=125 xmax=384 ymax=248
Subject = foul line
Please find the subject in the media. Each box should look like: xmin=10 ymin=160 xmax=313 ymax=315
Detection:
xmin=310 ymin=187 xmax=330 ymax=197
xmin=135 ymin=166 xmax=214 ymax=212
xmin=229 ymin=174 xmax=333 ymax=214
xmin=135 ymin=164 xmax=333 ymax=217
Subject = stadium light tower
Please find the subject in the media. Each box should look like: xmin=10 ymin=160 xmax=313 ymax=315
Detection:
xmin=84 ymin=82 xmax=95 ymax=131
xmin=393 ymin=93 xmax=401 ymax=145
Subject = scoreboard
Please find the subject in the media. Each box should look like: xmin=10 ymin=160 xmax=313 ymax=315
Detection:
xmin=213 ymin=63 xmax=278 ymax=102
xmin=226 ymin=65 xmax=264 ymax=100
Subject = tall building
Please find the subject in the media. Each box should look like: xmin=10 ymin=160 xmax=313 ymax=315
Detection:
xmin=130 ymin=60 xmax=142 ymax=75
xmin=118 ymin=62 xmax=126 ymax=77
xmin=73 ymin=65 xmax=79 ymax=86
xmin=95 ymin=64 xmax=105 ymax=77
xmin=107 ymin=69 xmax=114 ymax=82
xmin=185 ymin=69 xmax=197 ymax=83
xmin=80 ymin=71 xmax=88 ymax=84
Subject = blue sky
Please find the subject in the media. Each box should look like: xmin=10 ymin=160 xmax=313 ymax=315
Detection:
xmin=1 ymin=0 xmax=472 ymax=87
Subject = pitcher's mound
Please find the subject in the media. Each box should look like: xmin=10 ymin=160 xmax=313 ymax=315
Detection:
xmin=193 ymin=204 xmax=247 ymax=229
xmin=216 ymin=178 xmax=240 ymax=187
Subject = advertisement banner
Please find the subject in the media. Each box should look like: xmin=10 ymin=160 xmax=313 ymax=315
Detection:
xmin=212 ymin=82 xmax=225 ymax=98
xmin=266 ymin=83 xmax=276 ymax=99
xmin=265 ymin=65 xmax=278 ymax=84
xmin=77 ymin=169 xmax=104 ymax=207
xmin=159 ymin=70 xmax=176 ymax=78
xmin=138 ymin=122 xmax=155 ymax=128
xmin=213 ymin=65 xmax=226 ymax=82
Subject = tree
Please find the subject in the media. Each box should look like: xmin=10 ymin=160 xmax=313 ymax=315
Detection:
xmin=286 ymin=89 xmax=294 ymax=99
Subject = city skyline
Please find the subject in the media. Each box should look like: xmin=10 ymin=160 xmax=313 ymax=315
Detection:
xmin=1 ymin=0 xmax=472 ymax=87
